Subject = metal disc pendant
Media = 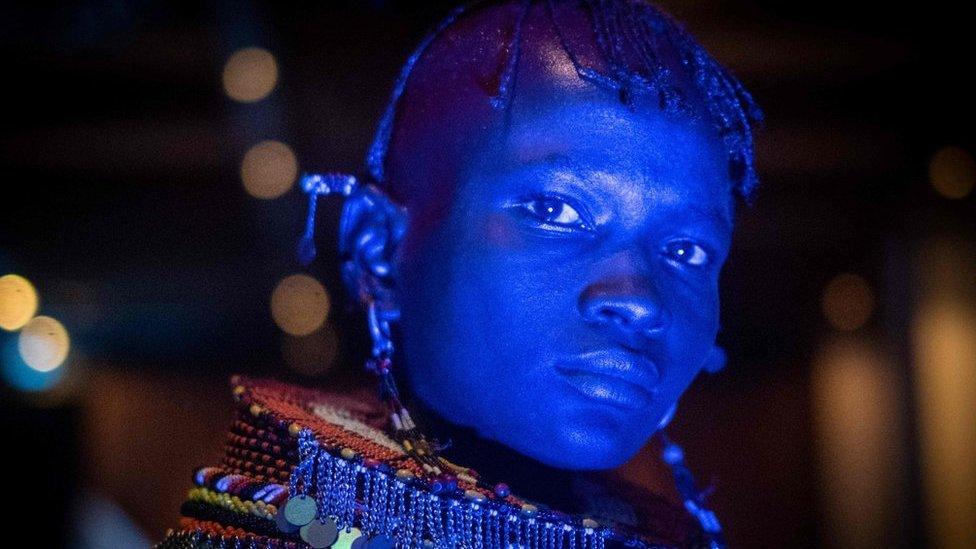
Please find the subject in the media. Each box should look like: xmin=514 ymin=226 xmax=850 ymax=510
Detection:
xmin=275 ymin=508 xmax=300 ymax=533
xmin=283 ymin=494 xmax=318 ymax=526
xmin=365 ymin=534 xmax=395 ymax=549
xmin=332 ymin=527 xmax=365 ymax=549
xmin=300 ymin=516 xmax=339 ymax=548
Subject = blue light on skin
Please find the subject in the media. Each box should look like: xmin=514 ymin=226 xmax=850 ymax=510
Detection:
xmin=337 ymin=2 xmax=735 ymax=509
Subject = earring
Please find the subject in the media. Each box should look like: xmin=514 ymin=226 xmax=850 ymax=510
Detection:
xmin=363 ymin=287 xmax=456 ymax=480
xmin=655 ymin=402 xmax=726 ymax=547
xmin=296 ymin=172 xmax=359 ymax=266
xmin=656 ymin=402 xmax=677 ymax=431
xmin=297 ymin=171 xmax=517 ymax=497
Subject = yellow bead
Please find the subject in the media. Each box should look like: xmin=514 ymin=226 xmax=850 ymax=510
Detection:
xmin=233 ymin=386 xmax=245 ymax=396
xmin=288 ymin=422 xmax=302 ymax=437
xmin=249 ymin=404 xmax=263 ymax=417
xmin=339 ymin=447 xmax=357 ymax=460
xmin=396 ymin=468 xmax=415 ymax=480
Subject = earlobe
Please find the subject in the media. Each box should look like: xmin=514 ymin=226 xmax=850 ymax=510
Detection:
xmin=702 ymin=344 xmax=727 ymax=373
xmin=337 ymin=183 xmax=408 ymax=315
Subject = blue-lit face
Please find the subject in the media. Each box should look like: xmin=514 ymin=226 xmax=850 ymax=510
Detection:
xmin=390 ymin=88 xmax=734 ymax=469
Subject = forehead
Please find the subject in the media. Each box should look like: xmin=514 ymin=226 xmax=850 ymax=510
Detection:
xmin=386 ymin=1 xmax=733 ymax=222
xmin=463 ymin=89 xmax=734 ymax=227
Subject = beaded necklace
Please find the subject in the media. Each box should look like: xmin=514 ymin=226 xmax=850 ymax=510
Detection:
xmin=159 ymin=376 xmax=708 ymax=549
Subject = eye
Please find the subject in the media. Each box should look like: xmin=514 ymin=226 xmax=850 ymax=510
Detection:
xmin=663 ymin=240 xmax=711 ymax=267
xmin=512 ymin=193 xmax=592 ymax=231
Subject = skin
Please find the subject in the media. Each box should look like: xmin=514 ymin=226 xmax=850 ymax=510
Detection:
xmin=340 ymin=2 xmax=733 ymax=482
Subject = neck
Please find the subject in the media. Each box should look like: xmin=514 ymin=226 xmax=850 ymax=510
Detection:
xmin=400 ymin=387 xmax=612 ymax=513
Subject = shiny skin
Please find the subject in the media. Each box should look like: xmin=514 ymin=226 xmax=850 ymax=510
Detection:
xmin=341 ymin=3 xmax=734 ymax=470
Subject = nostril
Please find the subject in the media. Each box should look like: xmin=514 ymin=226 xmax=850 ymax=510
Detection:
xmin=596 ymin=305 xmax=624 ymax=324
xmin=582 ymin=297 xmax=669 ymax=340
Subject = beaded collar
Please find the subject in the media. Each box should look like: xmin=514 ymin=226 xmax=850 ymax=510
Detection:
xmin=156 ymin=375 xmax=708 ymax=549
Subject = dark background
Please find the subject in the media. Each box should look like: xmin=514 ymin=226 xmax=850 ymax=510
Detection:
xmin=1 ymin=1 xmax=974 ymax=547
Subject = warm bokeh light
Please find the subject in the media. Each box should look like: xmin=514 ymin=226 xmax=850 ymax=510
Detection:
xmin=222 ymin=47 xmax=278 ymax=103
xmin=821 ymin=272 xmax=874 ymax=331
xmin=270 ymin=274 xmax=330 ymax=336
xmin=281 ymin=325 xmax=339 ymax=376
xmin=240 ymin=140 xmax=298 ymax=199
xmin=812 ymin=336 xmax=907 ymax=548
xmin=17 ymin=315 xmax=70 ymax=372
xmin=0 ymin=273 xmax=39 ymax=331
xmin=929 ymin=146 xmax=975 ymax=199
xmin=913 ymin=239 xmax=976 ymax=548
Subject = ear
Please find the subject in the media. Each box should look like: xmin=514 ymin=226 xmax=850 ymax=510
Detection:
xmin=337 ymin=183 xmax=408 ymax=321
xmin=702 ymin=344 xmax=727 ymax=374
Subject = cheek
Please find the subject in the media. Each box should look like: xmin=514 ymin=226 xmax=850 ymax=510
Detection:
xmin=461 ymin=242 xmax=576 ymax=361
xmin=661 ymin=277 xmax=721 ymax=382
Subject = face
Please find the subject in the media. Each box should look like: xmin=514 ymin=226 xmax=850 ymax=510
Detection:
xmin=388 ymin=87 xmax=733 ymax=470
xmin=367 ymin=3 xmax=735 ymax=470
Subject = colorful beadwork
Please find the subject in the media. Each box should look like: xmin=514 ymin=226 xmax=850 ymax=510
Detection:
xmin=156 ymin=376 xmax=701 ymax=548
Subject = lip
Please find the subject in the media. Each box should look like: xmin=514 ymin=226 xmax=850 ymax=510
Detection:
xmin=554 ymin=349 xmax=661 ymax=410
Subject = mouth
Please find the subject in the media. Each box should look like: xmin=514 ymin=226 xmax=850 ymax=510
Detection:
xmin=554 ymin=349 xmax=661 ymax=411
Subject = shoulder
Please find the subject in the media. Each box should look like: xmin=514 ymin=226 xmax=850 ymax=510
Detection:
xmin=229 ymin=374 xmax=408 ymax=465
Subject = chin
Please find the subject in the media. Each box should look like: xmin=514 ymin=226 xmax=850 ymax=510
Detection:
xmin=516 ymin=419 xmax=647 ymax=470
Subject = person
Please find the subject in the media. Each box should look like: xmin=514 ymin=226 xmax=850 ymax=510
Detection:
xmin=156 ymin=0 xmax=762 ymax=547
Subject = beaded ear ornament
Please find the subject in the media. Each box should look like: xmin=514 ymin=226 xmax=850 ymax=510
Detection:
xmin=283 ymin=172 xmax=726 ymax=549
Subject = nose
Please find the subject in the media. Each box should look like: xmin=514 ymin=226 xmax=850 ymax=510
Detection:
xmin=579 ymin=276 xmax=671 ymax=348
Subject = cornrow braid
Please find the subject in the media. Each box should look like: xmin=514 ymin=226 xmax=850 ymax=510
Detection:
xmin=366 ymin=0 xmax=764 ymax=204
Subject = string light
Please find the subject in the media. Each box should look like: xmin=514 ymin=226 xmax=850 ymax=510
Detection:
xmin=241 ymin=140 xmax=298 ymax=199
xmin=0 ymin=274 xmax=38 ymax=331
xmin=270 ymin=274 xmax=330 ymax=336
xmin=222 ymin=47 xmax=279 ymax=103
xmin=17 ymin=315 xmax=71 ymax=373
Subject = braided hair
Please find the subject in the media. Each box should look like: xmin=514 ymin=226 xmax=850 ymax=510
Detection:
xmin=366 ymin=0 xmax=764 ymax=206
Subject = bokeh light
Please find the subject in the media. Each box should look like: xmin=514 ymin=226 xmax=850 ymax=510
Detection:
xmin=240 ymin=140 xmax=298 ymax=199
xmin=222 ymin=47 xmax=279 ymax=103
xmin=0 ymin=273 xmax=39 ymax=331
xmin=270 ymin=274 xmax=330 ymax=336
xmin=929 ymin=146 xmax=975 ymax=199
xmin=281 ymin=325 xmax=339 ymax=377
xmin=821 ymin=272 xmax=875 ymax=331
xmin=912 ymin=238 xmax=976 ymax=546
xmin=812 ymin=336 xmax=906 ymax=548
xmin=18 ymin=315 xmax=71 ymax=372
xmin=2 ymin=337 xmax=65 ymax=392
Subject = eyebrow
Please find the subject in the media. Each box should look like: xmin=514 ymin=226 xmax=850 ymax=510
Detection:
xmin=511 ymin=153 xmax=733 ymax=225
xmin=687 ymin=203 xmax=733 ymax=230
